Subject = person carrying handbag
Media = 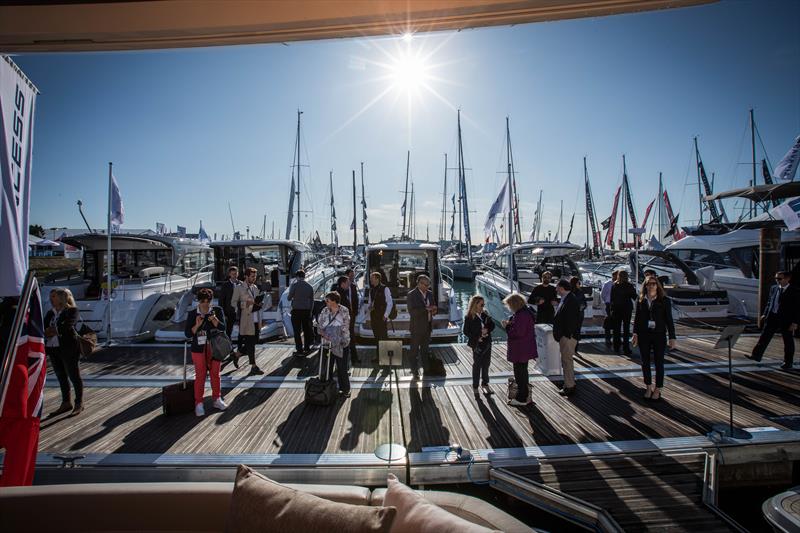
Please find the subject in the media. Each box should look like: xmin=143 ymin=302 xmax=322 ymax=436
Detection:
xmin=44 ymin=288 xmax=84 ymax=416
xmin=463 ymin=295 xmax=495 ymax=396
xmin=316 ymin=292 xmax=351 ymax=398
xmin=185 ymin=288 xmax=227 ymax=416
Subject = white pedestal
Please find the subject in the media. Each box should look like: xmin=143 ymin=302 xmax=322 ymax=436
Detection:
xmin=534 ymin=324 xmax=563 ymax=376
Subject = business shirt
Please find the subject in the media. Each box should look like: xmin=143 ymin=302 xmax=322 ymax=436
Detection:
xmin=601 ymin=279 xmax=614 ymax=305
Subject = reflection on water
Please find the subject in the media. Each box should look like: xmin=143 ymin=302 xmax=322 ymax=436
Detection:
xmin=452 ymin=280 xmax=508 ymax=341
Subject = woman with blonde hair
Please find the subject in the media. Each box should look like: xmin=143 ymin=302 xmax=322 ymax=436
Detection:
xmin=462 ymin=295 xmax=496 ymax=396
xmin=502 ymin=292 xmax=537 ymax=406
xmin=632 ymin=277 xmax=676 ymax=401
xmin=44 ymin=288 xmax=84 ymax=416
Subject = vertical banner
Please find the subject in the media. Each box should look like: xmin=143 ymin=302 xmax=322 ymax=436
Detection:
xmin=0 ymin=57 xmax=38 ymax=297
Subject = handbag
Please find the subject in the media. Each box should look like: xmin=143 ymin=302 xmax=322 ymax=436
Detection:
xmin=74 ymin=323 xmax=97 ymax=358
xmin=209 ymin=329 xmax=234 ymax=361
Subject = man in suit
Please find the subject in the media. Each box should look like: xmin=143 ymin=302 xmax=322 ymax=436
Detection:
xmin=750 ymin=271 xmax=799 ymax=370
xmin=335 ymin=275 xmax=358 ymax=367
xmin=218 ymin=265 xmax=240 ymax=338
xmin=407 ymin=274 xmax=437 ymax=380
xmin=553 ymin=279 xmax=581 ymax=396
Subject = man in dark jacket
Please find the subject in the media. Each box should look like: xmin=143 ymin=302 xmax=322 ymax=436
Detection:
xmin=553 ymin=279 xmax=580 ymax=396
xmin=528 ymin=271 xmax=557 ymax=324
xmin=288 ymin=270 xmax=315 ymax=355
xmin=407 ymin=274 xmax=436 ymax=379
xmin=335 ymin=275 xmax=359 ymax=365
xmin=750 ymin=271 xmax=799 ymax=369
xmin=218 ymin=266 xmax=240 ymax=338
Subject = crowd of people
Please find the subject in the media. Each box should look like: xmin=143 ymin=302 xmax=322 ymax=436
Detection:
xmin=40 ymin=265 xmax=796 ymax=419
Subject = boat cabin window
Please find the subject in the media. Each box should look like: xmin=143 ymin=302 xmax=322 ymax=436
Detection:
xmin=214 ymin=245 xmax=287 ymax=288
xmin=369 ymin=249 xmax=438 ymax=301
xmin=82 ymin=248 xmax=173 ymax=298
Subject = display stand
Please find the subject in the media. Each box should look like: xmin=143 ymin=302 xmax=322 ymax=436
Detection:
xmin=374 ymin=340 xmax=407 ymax=462
xmin=710 ymin=325 xmax=752 ymax=441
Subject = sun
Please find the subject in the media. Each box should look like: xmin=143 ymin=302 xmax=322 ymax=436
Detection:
xmin=389 ymin=49 xmax=430 ymax=92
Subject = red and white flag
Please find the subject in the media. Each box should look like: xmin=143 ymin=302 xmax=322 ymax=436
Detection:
xmin=0 ymin=277 xmax=47 ymax=486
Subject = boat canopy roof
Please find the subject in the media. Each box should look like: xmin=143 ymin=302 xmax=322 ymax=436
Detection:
xmin=666 ymin=229 xmax=800 ymax=252
xmin=210 ymin=239 xmax=307 ymax=251
xmin=61 ymin=233 xmax=190 ymax=251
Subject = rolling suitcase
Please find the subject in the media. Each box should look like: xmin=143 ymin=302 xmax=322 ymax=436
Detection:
xmin=162 ymin=342 xmax=195 ymax=415
xmin=304 ymin=342 xmax=337 ymax=406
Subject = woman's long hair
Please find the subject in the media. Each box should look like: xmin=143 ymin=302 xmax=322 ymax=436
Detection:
xmin=616 ymin=271 xmax=630 ymax=284
xmin=466 ymin=295 xmax=484 ymax=319
xmin=52 ymin=288 xmax=77 ymax=309
xmin=639 ymin=277 xmax=666 ymax=302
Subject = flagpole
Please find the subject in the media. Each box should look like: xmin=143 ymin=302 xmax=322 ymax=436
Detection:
xmin=106 ymin=162 xmax=113 ymax=346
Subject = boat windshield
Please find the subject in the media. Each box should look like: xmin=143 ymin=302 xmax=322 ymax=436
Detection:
xmin=369 ymin=248 xmax=438 ymax=299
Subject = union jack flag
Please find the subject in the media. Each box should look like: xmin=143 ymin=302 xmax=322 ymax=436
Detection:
xmin=0 ymin=277 xmax=46 ymax=486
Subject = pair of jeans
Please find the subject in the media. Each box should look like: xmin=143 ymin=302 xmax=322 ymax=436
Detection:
xmin=752 ymin=313 xmax=795 ymax=364
xmin=472 ymin=343 xmax=491 ymax=388
xmin=291 ymin=309 xmax=314 ymax=351
xmin=192 ymin=345 xmax=221 ymax=404
xmin=328 ymin=349 xmax=350 ymax=394
xmin=513 ymin=362 xmax=529 ymax=402
xmin=638 ymin=332 xmax=667 ymax=387
xmin=47 ymin=346 xmax=83 ymax=405
xmin=611 ymin=310 xmax=632 ymax=353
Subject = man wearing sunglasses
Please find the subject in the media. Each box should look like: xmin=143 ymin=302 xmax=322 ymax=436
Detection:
xmin=749 ymin=271 xmax=798 ymax=370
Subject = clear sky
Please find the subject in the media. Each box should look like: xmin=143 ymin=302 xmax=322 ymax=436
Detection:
xmin=12 ymin=0 xmax=800 ymax=245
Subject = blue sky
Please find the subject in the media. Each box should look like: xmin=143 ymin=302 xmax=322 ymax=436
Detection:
xmin=13 ymin=0 xmax=800 ymax=244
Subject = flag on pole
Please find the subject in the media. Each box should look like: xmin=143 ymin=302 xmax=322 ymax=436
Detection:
xmin=198 ymin=221 xmax=210 ymax=243
xmin=641 ymin=197 xmax=656 ymax=229
xmin=110 ymin=174 xmax=124 ymax=230
xmin=770 ymin=197 xmax=800 ymax=231
xmin=600 ymin=216 xmax=611 ymax=230
xmin=0 ymin=277 xmax=46 ymax=486
xmin=155 ymin=222 xmax=165 ymax=235
xmin=177 ymin=225 xmax=186 ymax=237
xmin=774 ymin=135 xmax=800 ymax=182
xmin=483 ymin=178 xmax=508 ymax=237
xmin=0 ymin=56 xmax=38 ymax=297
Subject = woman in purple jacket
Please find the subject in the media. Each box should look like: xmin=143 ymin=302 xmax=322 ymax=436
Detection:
xmin=502 ymin=293 xmax=538 ymax=406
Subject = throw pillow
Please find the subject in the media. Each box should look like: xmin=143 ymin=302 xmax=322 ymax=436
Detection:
xmin=383 ymin=474 xmax=497 ymax=533
xmin=226 ymin=465 xmax=396 ymax=533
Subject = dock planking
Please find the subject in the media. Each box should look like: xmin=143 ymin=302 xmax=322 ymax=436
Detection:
xmin=39 ymin=335 xmax=799 ymax=457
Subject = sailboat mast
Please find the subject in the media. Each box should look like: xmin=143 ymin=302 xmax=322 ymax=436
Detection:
xmin=506 ymin=118 xmax=514 ymax=292
xmin=401 ymin=150 xmax=410 ymax=239
xmin=457 ymin=119 xmax=462 ymax=252
xmin=352 ymin=170 xmax=357 ymax=252
xmin=621 ymin=155 xmax=628 ymax=248
xmin=329 ymin=170 xmax=335 ymax=246
xmin=440 ymin=153 xmax=448 ymax=242
xmin=584 ymin=157 xmax=590 ymax=257
xmin=295 ymin=109 xmax=302 ymax=241
xmin=694 ymin=137 xmax=703 ymax=226
xmin=360 ymin=162 xmax=368 ymax=246
xmin=750 ymin=108 xmax=756 ymax=217
xmin=658 ymin=172 xmax=663 ymax=242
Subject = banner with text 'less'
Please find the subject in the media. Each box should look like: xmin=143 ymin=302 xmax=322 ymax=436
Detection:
xmin=0 ymin=58 xmax=37 ymax=297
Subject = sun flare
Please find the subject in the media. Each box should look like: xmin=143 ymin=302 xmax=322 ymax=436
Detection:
xmin=389 ymin=50 xmax=430 ymax=92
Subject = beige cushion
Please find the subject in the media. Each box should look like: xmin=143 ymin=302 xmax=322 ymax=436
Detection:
xmin=383 ymin=474 xmax=498 ymax=533
xmin=226 ymin=465 xmax=396 ymax=533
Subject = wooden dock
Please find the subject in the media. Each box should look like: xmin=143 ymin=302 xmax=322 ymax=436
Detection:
xmin=29 ymin=334 xmax=800 ymax=531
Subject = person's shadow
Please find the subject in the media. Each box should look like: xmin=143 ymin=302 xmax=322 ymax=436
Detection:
xmin=340 ymin=367 xmax=392 ymax=451
xmin=405 ymin=381 xmax=450 ymax=452
xmin=275 ymin=394 xmax=345 ymax=453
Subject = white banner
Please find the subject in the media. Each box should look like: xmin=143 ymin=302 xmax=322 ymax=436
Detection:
xmin=774 ymin=135 xmax=800 ymax=182
xmin=0 ymin=57 xmax=37 ymax=297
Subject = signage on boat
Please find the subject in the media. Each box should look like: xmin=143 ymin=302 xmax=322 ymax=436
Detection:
xmin=0 ymin=57 xmax=37 ymax=297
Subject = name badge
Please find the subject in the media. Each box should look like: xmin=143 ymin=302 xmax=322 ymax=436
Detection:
xmin=197 ymin=332 xmax=207 ymax=345
xmin=647 ymin=320 xmax=656 ymax=330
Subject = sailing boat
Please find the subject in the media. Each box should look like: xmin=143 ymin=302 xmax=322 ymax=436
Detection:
xmin=602 ymin=155 xmax=642 ymax=250
xmin=441 ymin=110 xmax=475 ymax=280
